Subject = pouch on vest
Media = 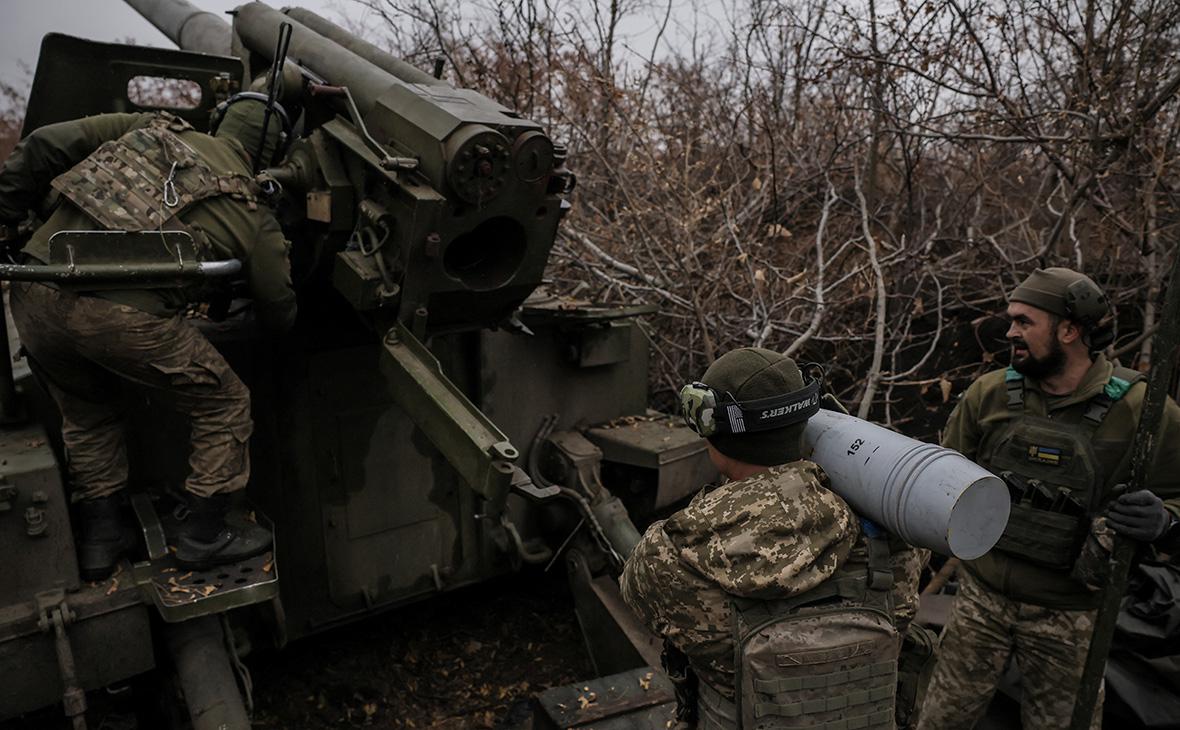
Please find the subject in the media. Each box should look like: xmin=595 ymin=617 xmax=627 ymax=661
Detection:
xmin=983 ymin=367 xmax=1143 ymax=570
xmin=704 ymin=536 xmax=900 ymax=730
xmin=50 ymin=112 xmax=260 ymax=245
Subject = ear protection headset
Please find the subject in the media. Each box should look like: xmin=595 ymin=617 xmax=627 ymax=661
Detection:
xmin=679 ymin=372 xmax=822 ymax=437
xmin=208 ymin=92 xmax=294 ymax=169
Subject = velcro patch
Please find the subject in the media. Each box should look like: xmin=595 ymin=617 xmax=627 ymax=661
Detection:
xmin=1026 ymin=445 xmax=1064 ymax=465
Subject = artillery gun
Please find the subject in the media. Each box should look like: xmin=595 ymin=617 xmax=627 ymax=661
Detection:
xmin=0 ymin=1 xmax=717 ymax=726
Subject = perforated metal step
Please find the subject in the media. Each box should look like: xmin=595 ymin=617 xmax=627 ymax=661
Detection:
xmin=129 ymin=493 xmax=279 ymax=622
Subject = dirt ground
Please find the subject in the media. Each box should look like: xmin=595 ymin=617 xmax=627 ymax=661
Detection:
xmin=3 ymin=571 xmax=594 ymax=730
xmin=248 ymin=572 xmax=595 ymax=729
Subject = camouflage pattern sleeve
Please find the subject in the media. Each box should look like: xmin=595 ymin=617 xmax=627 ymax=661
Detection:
xmin=620 ymin=520 xmax=741 ymax=698
xmin=888 ymin=537 xmax=930 ymax=635
xmin=0 ymin=113 xmax=151 ymax=222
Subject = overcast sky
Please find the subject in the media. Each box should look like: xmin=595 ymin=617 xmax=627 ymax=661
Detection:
xmin=0 ymin=0 xmax=348 ymax=88
xmin=1 ymin=0 xmax=701 ymax=92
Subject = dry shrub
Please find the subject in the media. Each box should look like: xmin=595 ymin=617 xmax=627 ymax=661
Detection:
xmin=347 ymin=0 xmax=1180 ymax=437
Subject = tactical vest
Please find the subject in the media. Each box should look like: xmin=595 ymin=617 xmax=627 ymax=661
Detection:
xmin=50 ymin=112 xmax=261 ymax=257
xmin=979 ymin=365 xmax=1143 ymax=570
xmin=697 ymin=534 xmax=900 ymax=730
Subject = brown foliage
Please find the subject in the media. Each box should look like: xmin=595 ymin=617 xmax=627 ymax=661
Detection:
xmin=345 ymin=0 xmax=1180 ymax=435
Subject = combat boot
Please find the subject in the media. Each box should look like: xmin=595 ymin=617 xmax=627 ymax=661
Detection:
xmin=76 ymin=494 xmax=136 ymax=581
xmin=174 ymin=493 xmax=272 ymax=570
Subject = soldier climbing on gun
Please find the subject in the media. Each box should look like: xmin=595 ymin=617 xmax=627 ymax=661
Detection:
xmin=0 ymin=92 xmax=297 ymax=580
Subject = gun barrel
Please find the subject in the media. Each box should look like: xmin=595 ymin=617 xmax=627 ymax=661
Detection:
xmin=282 ymin=7 xmax=447 ymax=87
xmin=234 ymin=2 xmax=405 ymax=117
xmin=124 ymin=0 xmax=232 ymax=55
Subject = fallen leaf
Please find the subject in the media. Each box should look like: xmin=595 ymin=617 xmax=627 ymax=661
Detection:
xmin=939 ymin=376 xmax=953 ymax=403
xmin=639 ymin=671 xmax=653 ymax=690
xmin=363 ymin=703 xmax=377 ymax=717
xmin=767 ymin=223 xmax=792 ymax=239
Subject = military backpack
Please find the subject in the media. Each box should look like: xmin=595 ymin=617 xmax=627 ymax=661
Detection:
xmin=697 ymin=532 xmax=900 ymax=730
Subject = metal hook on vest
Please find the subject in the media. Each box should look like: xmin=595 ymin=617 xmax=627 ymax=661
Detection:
xmin=163 ymin=161 xmax=180 ymax=208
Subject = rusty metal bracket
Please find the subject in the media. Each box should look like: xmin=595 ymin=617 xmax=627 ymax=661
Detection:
xmin=35 ymin=589 xmax=87 ymax=730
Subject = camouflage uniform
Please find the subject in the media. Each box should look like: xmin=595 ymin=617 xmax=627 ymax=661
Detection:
xmin=9 ymin=281 xmax=252 ymax=498
xmin=918 ymin=355 xmax=1180 ymax=730
xmin=890 ymin=542 xmax=928 ymax=636
xmin=620 ymin=460 xmax=861 ymax=700
xmin=0 ymin=112 xmax=295 ymax=499
xmin=918 ymin=571 xmax=1101 ymax=730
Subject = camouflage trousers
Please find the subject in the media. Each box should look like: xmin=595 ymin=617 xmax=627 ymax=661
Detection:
xmin=916 ymin=570 xmax=1102 ymax=730
xmin=10 ymin=282 xmax=252 ymax=499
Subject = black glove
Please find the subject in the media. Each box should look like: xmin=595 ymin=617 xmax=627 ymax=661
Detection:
xmin=1106 ymin=489 xmax=1173 ymax=542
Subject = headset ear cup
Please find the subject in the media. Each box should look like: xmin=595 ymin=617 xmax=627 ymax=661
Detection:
xmin=680 ymin=382 xmax=718 ymax=436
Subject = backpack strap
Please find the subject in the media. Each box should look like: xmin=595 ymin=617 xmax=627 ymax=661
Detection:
xmin=1082 ymin=366 xmax=1145 ymax=430
xmin=1005 ymin=367 xmax=1025 ymax=410
xmin=866 ymin=536 xmax=894 ymax=592
xmin=1108 ymin=366 xmax=1145 ymax=399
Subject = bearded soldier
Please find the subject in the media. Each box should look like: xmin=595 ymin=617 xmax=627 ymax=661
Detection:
xmin=0 ymin=98 xmax=297 ymax=579
xmin=917 ymin=268 xmax=1180 ymax=729
xmin=621 ymin=348 xmax=912 ymax=729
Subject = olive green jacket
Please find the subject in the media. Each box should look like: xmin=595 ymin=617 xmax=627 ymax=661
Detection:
xmin=0 ymin=112 xmax=296 ymax=332
xmin=944 ymin=354 xmax=1180 ymax=609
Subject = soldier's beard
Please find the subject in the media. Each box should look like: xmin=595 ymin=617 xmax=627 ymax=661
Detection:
xmin=1011 ymin=334 xmax=1066 ymax=380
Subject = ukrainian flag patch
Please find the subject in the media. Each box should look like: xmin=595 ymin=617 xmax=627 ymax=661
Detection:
xmin=1027 ymin=445 xmax=1063 ymax=465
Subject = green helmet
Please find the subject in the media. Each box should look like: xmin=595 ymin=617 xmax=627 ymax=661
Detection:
xmin=1010 ymin=267 xmax=1108 ymax=330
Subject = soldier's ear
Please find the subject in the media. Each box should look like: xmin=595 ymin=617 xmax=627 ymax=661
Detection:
xmin=1057 ymin=318 xmax=1084 ymax=346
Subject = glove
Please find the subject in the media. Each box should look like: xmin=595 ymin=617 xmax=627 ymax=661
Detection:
xmin=1105 ymin=489 xmax=1172 ymax=542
